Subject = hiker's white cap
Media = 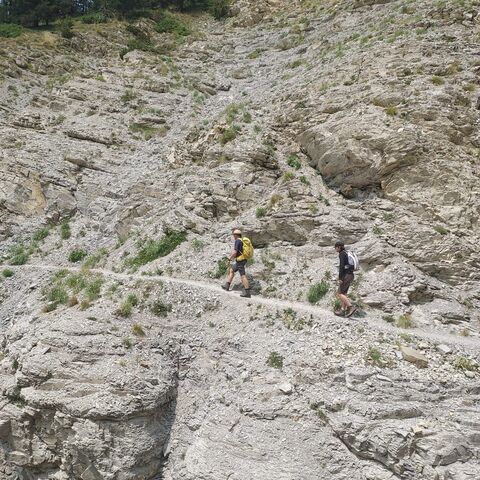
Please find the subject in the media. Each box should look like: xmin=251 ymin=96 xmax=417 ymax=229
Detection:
xmin=233 ymin=229 xmax=242 ymax=235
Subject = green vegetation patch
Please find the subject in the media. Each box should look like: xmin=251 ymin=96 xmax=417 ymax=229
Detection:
xmin=32 ymin=227 xmax=50 ymax=242
xmin=42 ymin=271 xmax=104 ymax=312
xmin=0 ymin=23 xmax=22 ymax=38
xmin=155 ymin=12 xmax=190 ymax=36
xmin=209 ymin=258 xmax=229 ymax=278
xmin=2 ymin=268 xmax=14 ymax=278
xmin=10 ymin=245 xmax=29 ymax=265
xmin=68 ymin=249 xmax=88 ymax=263
xmin=60 ymin=221 xmax=71 ymax=239
xmin=150 ymin=300 xmax=172 ymax=317
xmin=127 ymin=230 xmax=186 ymax=267
xmin=267 ymin=351 xmax=283 ymax=369
xmin=307 ymin=280 xmax=329 ymax=304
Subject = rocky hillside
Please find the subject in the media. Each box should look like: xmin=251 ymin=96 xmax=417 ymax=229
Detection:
xmin=0 ymin=0 xmax=479 ymax=479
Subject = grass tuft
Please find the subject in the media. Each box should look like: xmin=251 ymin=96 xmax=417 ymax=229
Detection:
xmin=307 ymin=280 xmax=329 ymax=304
xmin=128 ymin=230 xmax=186 ymax=267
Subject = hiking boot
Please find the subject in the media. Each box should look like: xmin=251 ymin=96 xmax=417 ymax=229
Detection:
xmin=221 ymin=282 xmax=230 ymax=291
xmin=240 ymin=289 xmax=251 ymax=298
xmin=334 ymin=309 xmax=345 ymax=317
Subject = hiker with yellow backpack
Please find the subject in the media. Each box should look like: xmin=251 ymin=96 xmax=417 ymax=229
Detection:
xmin=222 ymin=228 xmax=254 ymax=298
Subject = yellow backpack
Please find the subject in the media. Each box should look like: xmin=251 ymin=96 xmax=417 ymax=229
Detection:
xmin=237 ymin=237 xmax=254 ymax=261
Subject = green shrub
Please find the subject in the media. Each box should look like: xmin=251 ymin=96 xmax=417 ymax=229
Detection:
xmin=65 ymin=273 xmax=87 ymax=292
xmin=32 ymin=227 xmax=50 ymax=242
xmin=0 ymin=24 xmax=22 ymax=38
xmin=191 ymin=239 xmax=205 ymax=251
xmin=68 ymin=249 xmax=88 ymax=263
xmin=121 ymin=89 xmax=137 ymax=103
xmin=127 ymin=38 xmax=154 ymax=52
xmin=431 ymin=75 xmax=445 ymax=85
xmin=453 ymin=356 xmax=477 ymax=371
xmin=46 ymin=286 xmax=69 ymax=306
xmin=155 ymin=12 xmax=189 ymax=36
xmin=127 ymin=293 xmax=139 ymax=306
xmin=128 ymin=230 xmax=186 ymax=267
xmin=150 ymin=300 xmax=172 ymax=317
xmin=299 ymin=175 xmax=310 ymax=185
xmin=80 ymin=12 xmax=108 ymax=24
xmin=282 ymin=171 xmax=295 ymax=182
xmin=385 ymin=105 xmax=397 ymax=116
xmin=116 ymin=301 xmax=133 ymax=318
xmin=307 ymin=280 xmax=329 ymax=304
xmin=367 ymin=347 xmax=383 ymax=366
xmin=287 ymin=154 xmax=301 ymax=170
xmin=132 ymin=323 xmax=145 ymax=336
xmin=209 ymin=258 xmax=229 ymax=278
xmin=267 ymin=351 xmax=283 ymax=369
xmin=58 ymin=18 xmax=74 ymax=39
xmin=122 ymin=337 xmax=132 ymax=349
xmin=2 ymin=269 xmax=14 ymax=278
xmin=83 ymin=249 xmax=108 ymax=269
xmin=220 ymin=125 xmax=239 ymax=144
xmin=60 ymin=221 xmax=71 ymax=239
xmin=85 ymin=278 xmax=103 ymax=301
xmin=79 ymin=299 xmax=90 ymax=310
xmin=10 ymin=245 xmax=28 ymax=265
xmin=397 ymin=314 xmax=414 ymax=329
xmin=256 ymin=207 xmax=267 ymax=218
xmin=209 ymin=0 xmax=230 ymax=19
xmin=434 ymin=225 xmax=449 ymax=235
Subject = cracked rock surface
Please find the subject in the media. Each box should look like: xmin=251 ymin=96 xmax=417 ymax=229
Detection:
xmin=1 ymin=0 xmax=480 ymax=478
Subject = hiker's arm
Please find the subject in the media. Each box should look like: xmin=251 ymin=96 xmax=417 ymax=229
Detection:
xmin=229 ymin=249 xmax=238 ymax=261
xmin=338 ymin=252 xmax=346 ymax=280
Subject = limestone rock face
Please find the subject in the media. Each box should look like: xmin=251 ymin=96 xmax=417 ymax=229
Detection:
xmin=1 ymin=0 xmax=480 ymax=478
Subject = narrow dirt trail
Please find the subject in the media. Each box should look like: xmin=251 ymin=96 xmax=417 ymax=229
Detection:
xmin=6 ymin=263 xmax=480 ymax=350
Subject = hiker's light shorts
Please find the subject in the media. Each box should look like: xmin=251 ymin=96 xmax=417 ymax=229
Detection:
xmin=232 ymin=260 xmax=247 ymax=276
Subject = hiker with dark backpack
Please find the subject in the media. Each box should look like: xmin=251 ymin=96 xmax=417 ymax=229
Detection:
xmin=334 ymin=240 xmax=358 ymax=317
xmin=222 ymin=228 xmax=253 ymax=298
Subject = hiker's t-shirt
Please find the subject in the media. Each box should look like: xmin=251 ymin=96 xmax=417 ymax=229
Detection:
xmin=339 ymin=249 xmax=354 ymax=279
xmin=234 ymin=238 xmax=244 ymax=258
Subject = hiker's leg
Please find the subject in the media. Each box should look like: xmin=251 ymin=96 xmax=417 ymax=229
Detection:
xmin=227 ymin=268 xmax=235 ymax=284
xmin=338 ymin=293 xmax=352 ymax=309
xmin=240 ymin=274 xmax=250 ymax=290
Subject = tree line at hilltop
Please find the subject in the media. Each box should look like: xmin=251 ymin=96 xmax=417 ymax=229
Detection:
xmin=0 ymin=0 xmax=229 ymax=27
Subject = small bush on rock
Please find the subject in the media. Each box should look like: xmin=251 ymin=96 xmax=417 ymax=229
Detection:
xmin=60 ymin=221 xmax=71 ymax=239
xmin=150 ymin=300 xmax=172 ymax=317
xmin=307 ymin=280 xmax=329 ymax=304
xmin=10 ymin=245 xmax=29 ymax=265
xmin=2 ymin=269 xmax=14 ymax=278
xmin=68 ymin=249 xmax=88 ymax=263
xmin=267 ymin=351 xmax=283 ymax=369
xmin=155 ymin=12 xmax=190 ymax=35
xmin=32 ymin=227 xmax=50 ymax=242
xmin=209 ymin=258 xmax=229 ymax=278
xmin=128 ymin=230 xmax=186 ymax=267
xmin=397 ymin=314 xmax=414 ymax=329
xmin=132 ymin=323 xmax=145 ymax=336
xmin=256 ymin=207 xmax=267 ymax=218
xmin=453 ymin=356 xmax=477 ymax=372
xmin=287 ymin=154 xmax=301 ymax=170
xmin=58 ymin=19 xmax=74 ymax=39
xmin=209 ymin=0 xmax=230 ymax=19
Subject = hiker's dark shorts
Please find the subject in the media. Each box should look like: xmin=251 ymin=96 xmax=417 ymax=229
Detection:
xmin=232 ymin=260 xmax=247 ymax=276
xmin=338 ymin=273 xmax=354 ymax=295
